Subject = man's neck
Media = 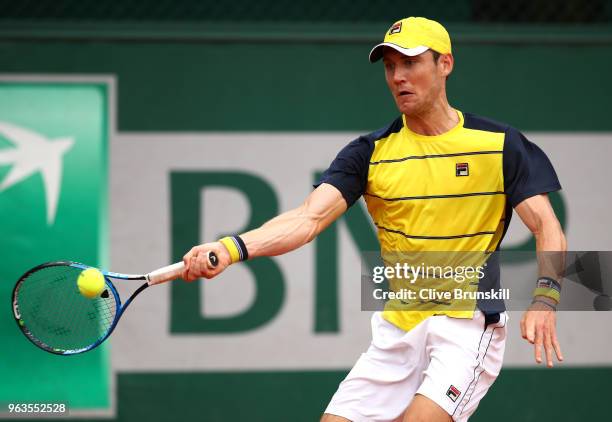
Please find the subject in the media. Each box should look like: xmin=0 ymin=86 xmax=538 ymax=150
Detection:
xmin=404 ymin=102 xmax=459 ymax=136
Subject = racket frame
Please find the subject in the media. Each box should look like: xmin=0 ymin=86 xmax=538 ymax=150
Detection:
xmin=12 ymin=261 xmax=147 ymax=355
xmin=12 ymin=254 xmax=215 ymax=355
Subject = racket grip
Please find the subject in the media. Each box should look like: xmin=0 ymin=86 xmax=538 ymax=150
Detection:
xmin=147 ymin=262 xmax=185 ymax=285
xmin=147 ymin=252 xmax=219 ymax=285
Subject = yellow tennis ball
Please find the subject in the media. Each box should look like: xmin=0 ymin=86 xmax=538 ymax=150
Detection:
xmin=77 ymin=268 xmax=106 ymax=299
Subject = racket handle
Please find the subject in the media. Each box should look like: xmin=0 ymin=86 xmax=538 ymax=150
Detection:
xmin=147 ymin=252 xmax=219 ymax=285
xmin=147 ymin=262 xmax=185 ymax=285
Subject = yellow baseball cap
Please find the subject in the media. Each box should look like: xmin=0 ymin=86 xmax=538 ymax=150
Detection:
xmin=369 ymin=17 xmax=452 ymax=63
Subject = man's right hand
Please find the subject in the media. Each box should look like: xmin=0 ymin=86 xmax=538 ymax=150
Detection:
xmin=182 ymin=242 xmax=232 ymax=281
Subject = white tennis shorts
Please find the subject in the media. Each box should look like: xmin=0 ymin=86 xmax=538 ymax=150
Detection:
xmin=325 ymin=310 xmax=508 ymax=422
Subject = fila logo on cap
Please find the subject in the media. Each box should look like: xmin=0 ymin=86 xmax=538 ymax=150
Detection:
xmin=456 ymin=162 xmax=469 ymax=177
xmin=446 ymin=385 xmax=461 ymax=402
xmin=389 ymin=21 xmax=402 ymax=35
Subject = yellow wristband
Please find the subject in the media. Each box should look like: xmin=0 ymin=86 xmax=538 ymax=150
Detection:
xmin=219 ymin=237 xmax=240 ymax=264
xmin=533 ymin=288 xmax=561 ymax=303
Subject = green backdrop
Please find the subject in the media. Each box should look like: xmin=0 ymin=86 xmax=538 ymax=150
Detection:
xmin=1 ymin=20 xmax=609 ymax=422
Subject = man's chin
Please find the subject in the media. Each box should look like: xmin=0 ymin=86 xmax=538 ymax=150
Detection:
xmin=394 ymin=97 xmax=420 ymax=113
xmin=397 ymin=105 xmax=420 ymax=116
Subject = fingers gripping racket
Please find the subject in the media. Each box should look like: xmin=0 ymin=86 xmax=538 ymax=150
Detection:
xmin=11 ymin=253 xmax=218 ymax=355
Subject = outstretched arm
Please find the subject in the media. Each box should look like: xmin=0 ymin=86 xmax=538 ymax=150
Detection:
xmin=515 ymin=193 xmax=566 ymax=367
xmin=182 ymin=183 xmax=347 ymax=281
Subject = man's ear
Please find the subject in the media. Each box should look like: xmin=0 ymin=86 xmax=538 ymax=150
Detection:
xmin=440 ymin=53 xmax=454 ymax=78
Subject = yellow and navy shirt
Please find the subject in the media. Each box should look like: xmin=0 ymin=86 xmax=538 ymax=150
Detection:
xmin=316 ymin=110 xmax=561 ymax=332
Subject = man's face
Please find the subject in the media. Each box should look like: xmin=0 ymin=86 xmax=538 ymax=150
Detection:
xmin=382 ymin=48 xmax=450 ymax=116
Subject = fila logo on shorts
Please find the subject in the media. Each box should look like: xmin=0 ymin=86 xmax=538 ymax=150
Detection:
xmin=456 ymin=162 xmax=469 ymax=176
xmin=446 ymin=385 xmax=462 ymax=402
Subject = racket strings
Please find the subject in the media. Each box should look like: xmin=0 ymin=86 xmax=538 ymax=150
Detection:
xmin=15 ymin=265 xmax=118 ymax=353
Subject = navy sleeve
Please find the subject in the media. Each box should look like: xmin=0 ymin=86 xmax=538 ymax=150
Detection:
xmin=503 ymin=128 xmax=561 ymax=207
xmin=314 ymin=136 xmax=373 ymax=208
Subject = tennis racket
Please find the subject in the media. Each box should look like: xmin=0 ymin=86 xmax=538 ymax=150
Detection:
xmin=11 ymin=253 xmax=218 ymax=355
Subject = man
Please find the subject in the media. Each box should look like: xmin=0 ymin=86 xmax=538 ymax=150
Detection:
xmin=182 ymin=17 xmax=566 ymax=422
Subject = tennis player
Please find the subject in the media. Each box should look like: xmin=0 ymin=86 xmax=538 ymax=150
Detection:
xmin=182 ymin=17 xmax=566 ymax=422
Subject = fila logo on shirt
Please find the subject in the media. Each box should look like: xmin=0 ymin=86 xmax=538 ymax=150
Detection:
xmin=456 ymin=162 xmax=469 ymax=177
xmin=446 ymin=385 xmax=462 ymax=402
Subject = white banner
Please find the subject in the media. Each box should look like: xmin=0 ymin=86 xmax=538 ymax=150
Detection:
xmin=110 ymin=132 xmax=612 ymax=371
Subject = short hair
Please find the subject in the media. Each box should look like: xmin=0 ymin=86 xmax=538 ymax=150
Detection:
xmin=430 ymin=50 xmax=449 ymax=80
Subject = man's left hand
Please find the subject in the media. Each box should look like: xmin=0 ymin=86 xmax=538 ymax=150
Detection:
xmin=520 ymin=302 xmax=564 ymax=367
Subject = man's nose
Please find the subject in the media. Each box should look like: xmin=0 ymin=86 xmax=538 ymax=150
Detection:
xmin=392 ymin=67 xmax=406 ymax=84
